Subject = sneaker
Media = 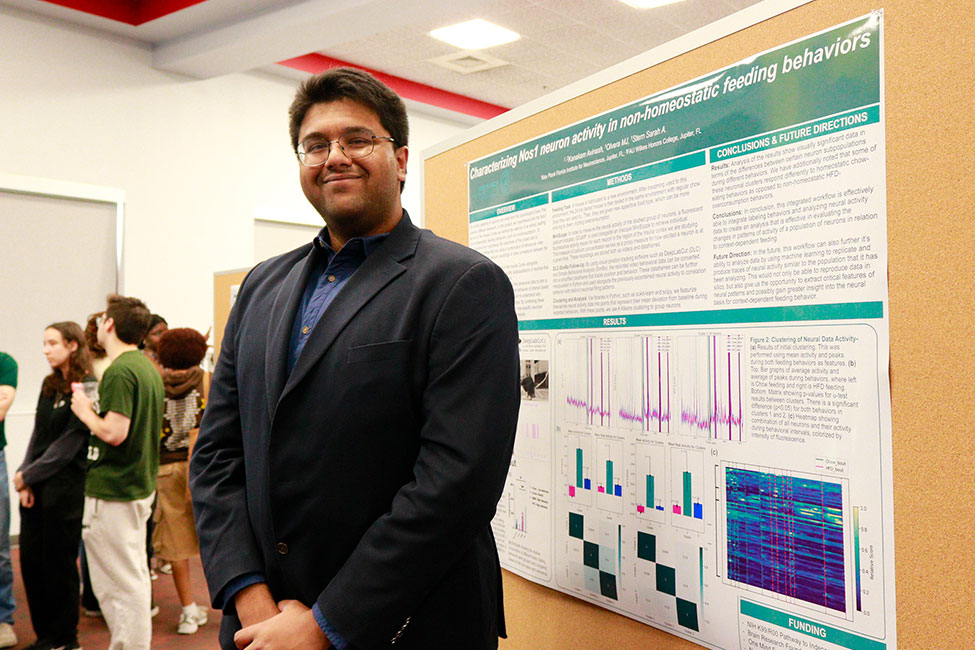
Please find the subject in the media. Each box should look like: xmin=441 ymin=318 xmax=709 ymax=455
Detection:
xmin=82 ymin=608 xmax=102 ymax=618
xmin=192 ymin=604 xmax=209 ymax=627
xmin=159 ymin=562 xmax=173 ymax=575
xmin=51 ymin=643 xmax=82 ymax=650
xmin=150 ymin=603 xmax=160 ymax=618
xmin=177 ymin=611 xmax=198 ymax=635
xmin=0 ymin=623 xmax=17 ymax=648
xmin=177 ymin=604 xmax=209 ymax=635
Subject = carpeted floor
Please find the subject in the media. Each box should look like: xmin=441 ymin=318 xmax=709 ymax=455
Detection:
xmin=8 ymin=546 xmax=221 ymax=649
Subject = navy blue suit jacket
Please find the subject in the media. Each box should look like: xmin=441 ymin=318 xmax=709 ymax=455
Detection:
xmin=190 ymin=213 xmax=520 ymax=649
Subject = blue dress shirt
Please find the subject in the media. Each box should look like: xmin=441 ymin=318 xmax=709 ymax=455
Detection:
xmin=288 ymin=229 xmax=390 ymax=374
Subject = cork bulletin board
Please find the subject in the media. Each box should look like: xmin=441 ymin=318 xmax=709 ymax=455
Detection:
xmin=422 ymin=1 xmax=975 ymax=648
xmin=212 ymin=267 xmax=249 ymax=363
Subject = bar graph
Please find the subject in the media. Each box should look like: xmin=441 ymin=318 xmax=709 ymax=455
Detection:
xmin=509 ymin=478 xmax=530 ymax=536
xmin=566 ymin=432 xmax=593 ymax=506
xmin=595 ymin=438 xmax=624 ymax=514
xmin=494 ymin=467 xmax=552 ymax=582
xmin=670 ymin=448 xmax=705 ymax=532
xmin=633 ymin=443 xmax=667 ymax=523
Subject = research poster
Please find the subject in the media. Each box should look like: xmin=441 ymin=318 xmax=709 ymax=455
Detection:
xmin=471 ymin=14 xmax=895 ymax=650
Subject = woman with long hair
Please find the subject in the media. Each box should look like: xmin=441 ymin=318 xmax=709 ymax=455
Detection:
xmin=84 ymin=312 xmax=111 ymax=381
xmin=78 ymin=313 xmax=108 ymax=618
xmin=14 ymin=322 xmax=92 ymax=650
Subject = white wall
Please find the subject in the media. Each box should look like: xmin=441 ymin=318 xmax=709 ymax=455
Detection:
xmin=0 ymin=6 xmax=471 ymax=332
xmin=0 ymin=6 xmax=472 ymax=533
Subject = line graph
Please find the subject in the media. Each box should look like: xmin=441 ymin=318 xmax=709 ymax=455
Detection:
xmin=675 ymin=334 xmax=744 ymax=440
xmin=562 ymin=336 xmax=613 ymax=427
xmin=616 ymin=336 xmax=672 ymax=433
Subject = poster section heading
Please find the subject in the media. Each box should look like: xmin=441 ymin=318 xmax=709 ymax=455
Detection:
xmin=468 ymin=19 xmax=879 ymax=214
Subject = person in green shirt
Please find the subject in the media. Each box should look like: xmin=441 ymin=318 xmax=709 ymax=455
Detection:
xmin=0 ymin=351 xmax=17 ymax=649
xmin=71 ymin=295 xmax=163 ymax=650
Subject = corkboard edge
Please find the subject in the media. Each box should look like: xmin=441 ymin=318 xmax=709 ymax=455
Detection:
xmin=212 ymin=268 xmax=248 ymax=363
xmin=424 ymin=1 xmax=975 ymax=648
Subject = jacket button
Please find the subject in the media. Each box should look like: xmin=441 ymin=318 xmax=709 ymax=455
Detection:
xmin=276 ymin=542 xmax=289 ymax=555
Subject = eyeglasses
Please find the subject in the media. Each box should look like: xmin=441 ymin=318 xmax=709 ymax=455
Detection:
xmin=296 ymin=130 xmax=396 ymax=167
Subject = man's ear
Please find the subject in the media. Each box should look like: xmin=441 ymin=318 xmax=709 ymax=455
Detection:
xmin=396 ymin=145 xmax=409 ymax=183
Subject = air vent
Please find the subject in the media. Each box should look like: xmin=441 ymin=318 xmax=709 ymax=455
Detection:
xmin=429 ymin=51 xmax=509 ymax=74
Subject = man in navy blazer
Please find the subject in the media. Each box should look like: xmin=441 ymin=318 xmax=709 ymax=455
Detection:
xmin=189 ymin=68 xmax=520 ymax=650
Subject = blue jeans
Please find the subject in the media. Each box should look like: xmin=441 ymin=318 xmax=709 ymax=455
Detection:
xmin=0 ymin=448 xmax=15 ymax=623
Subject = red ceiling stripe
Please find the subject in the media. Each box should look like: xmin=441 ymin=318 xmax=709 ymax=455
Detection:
xmin=278 ymin=54 xmax=508 ymax=121
xmin=37 ymin=1 xmax=508 ymax=119
xmin=37 ymin=0 xmax=209 ymax=26
xmin=136 ymin=0 xmax=209 ymax=23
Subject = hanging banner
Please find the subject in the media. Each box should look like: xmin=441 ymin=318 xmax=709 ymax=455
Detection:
xmin=471 ymin=13 xmax=895 ymax=650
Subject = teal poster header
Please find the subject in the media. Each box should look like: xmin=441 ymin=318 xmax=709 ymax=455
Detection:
xmin=468 ymin=15 xmax=880 ymax=215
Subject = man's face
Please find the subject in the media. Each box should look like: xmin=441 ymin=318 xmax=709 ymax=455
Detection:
xmin=297 ymin=99 xmax=408 ymax=245
xmin=95 ymin=312 xmax=110 ymax=348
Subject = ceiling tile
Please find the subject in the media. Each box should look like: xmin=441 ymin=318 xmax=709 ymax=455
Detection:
xmin=6 ymin=0 xmax=779 ymax=113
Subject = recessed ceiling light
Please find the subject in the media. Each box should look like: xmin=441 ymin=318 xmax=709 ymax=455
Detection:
xmin=618 ymin=0 xmax=686 ymax=8
xmin=429 ymin=19 xmax=520 ymax=50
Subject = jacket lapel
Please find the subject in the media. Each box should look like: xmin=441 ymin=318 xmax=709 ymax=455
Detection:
xmin=278 ymin=213 xmax=420 ymax=404
xmin=265 ymin=245 xmax=318 ymax=420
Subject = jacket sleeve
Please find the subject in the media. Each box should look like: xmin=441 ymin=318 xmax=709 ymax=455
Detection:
xmin=19 ymin=405 xmax=88 ymax=486
xmin=316 ymin=260 xmax=520 ymax=648
xmin=17 ymin=392 xmax=44 ymax=476
xmin=189 ymin=279 xmax=267 ymax=610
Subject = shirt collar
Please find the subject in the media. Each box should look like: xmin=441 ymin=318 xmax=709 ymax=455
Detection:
xmin=313 ymin=226 xmax=390 ymax=260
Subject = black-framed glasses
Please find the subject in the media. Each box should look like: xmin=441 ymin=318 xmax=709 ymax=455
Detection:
xmin=296 ymin=130 xmax=396 ymax=167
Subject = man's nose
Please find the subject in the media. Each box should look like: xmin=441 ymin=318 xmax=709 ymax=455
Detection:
xmin=324 ymin=141 xmax=353 ymax=166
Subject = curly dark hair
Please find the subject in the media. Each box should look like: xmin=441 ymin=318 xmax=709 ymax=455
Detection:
xmin=42 ymin=322 xmax=93 ymax=397
xmin=84 ymin=313 xmax=107 ymax=360
xmin=157 ymin=328 xmax=208 ymax=370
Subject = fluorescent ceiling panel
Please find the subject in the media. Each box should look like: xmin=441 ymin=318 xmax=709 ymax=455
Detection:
xmin=618 ymin=0 xmax=686 ymax=9
xmin=429 ymin=19 xmax=520 ymax=49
